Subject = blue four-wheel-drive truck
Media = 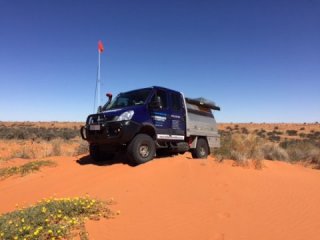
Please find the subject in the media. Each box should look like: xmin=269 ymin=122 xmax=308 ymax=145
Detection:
xmin=81 ymin=86 xmax=220 ymax=165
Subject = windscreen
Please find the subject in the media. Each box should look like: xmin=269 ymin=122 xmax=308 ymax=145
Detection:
xmin=106 ymin=88 xmax=152 ymax=110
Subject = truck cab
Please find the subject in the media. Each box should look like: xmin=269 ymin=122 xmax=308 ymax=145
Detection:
xmin=81 ymin=86 xmax=220 ymax=164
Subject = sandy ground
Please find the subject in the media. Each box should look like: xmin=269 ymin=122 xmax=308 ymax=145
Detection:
xmin=1 ymin=154 xmax=320 ymax=240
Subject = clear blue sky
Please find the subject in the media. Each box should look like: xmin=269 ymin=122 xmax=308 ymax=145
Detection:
xmin=0 ymin=0 xmax=319 ymax=122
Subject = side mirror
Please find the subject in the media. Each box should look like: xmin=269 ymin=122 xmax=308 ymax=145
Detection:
xmin=149 ymin=96 xmax=162 ymax=109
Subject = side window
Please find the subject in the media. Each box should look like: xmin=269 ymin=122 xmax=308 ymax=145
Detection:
xmin=151 ymin=90 xmax=168 ymax=109
xmin=171 ymin=93 xmax=183 ymax=112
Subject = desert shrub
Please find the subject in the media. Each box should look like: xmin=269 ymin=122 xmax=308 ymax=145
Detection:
xmin=50 ymin=139 xmax=62 ymax=156
xmin=11 ymin=146 xmax=36 ymax=159
xmin=214 ymin=133 xmax=264 ymax=163
xmin=241 ymin=127 xmax=249 ymax=134
xmin=261 ymin=143 xmax=289 ymax=161
xmin=0 ymin=126 xmax=79 ymax=141
xmin=268 ymin=135 xmax=281 ymax=142
xmin=74 ymin=141 xmax=89 ymax=156
xmin=306 ymin=133 xmax=315 ymax=140
xmin=308 ymin=131 xmax=320 ymax=140
xmin=216 ymin=130 xmax=320 ymax=169
xmin=226 ymin=126 xmax=233 ymax=131
xmin=257 ymin=132 xmax=266 ymax=138
xmin=300 ymin=127 xmax=305 ymax=131
xmin=280 ymin=140 xmax=320 ymax=166
xmin=273 ymin=130 xmax=283 ymax=135
xmin=252 ymin=159 xmax=263 ymax=169
xmin=214 ymin=132 xmax=233 ymax=160
xmin=286 ymin=130 xmax=297 ymax=136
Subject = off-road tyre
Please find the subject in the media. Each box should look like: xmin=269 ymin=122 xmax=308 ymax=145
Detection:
xmin=127 ymin=134 xmax=155 ymax=165
xmin=191 ymin=138 xmax=209 ymax=159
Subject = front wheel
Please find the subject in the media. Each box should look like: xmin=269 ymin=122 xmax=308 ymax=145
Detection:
xmin=127 ymin=134 xmax=156 ymax=165
xmin=191 ymin=138 xmax=209 ymax=159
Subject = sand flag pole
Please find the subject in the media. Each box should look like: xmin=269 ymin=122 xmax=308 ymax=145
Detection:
xmin=94 ymin=40 xmax=104 ymax=112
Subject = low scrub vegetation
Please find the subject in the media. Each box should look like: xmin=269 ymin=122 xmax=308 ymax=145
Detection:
xmin=214 ymin=133 xmax=264 ymax=168
xmin=74 ymin=141 xmax=89 ymax=156
xmin=0 ymin=160 xmax=56 ymax=179
xmin=0 ymin=196 xmax=115 ymax=240
xmin=0 ymin=123 xmax=88 ymax=161
xmin=280 ymin=140 xmax=320 ymax=167
xmin=0 ymin=138 xmax=88 ymax=161
xmin=214 ymin=132 xmax=320 ymax=169
xmin=0 ymin=126 xmax=79 ymax=141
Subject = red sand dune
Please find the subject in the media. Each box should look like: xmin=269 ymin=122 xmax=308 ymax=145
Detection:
xmin=1 ymin=154 xmax=320 ymax=240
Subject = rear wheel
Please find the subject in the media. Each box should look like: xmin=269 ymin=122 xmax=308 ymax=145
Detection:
xmin=191 ymin=138 xmax=209 ymax=159
xmin=127 ymin=134 xmax=155 ymax=164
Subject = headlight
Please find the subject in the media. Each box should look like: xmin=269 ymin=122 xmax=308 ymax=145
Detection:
xmin=116 ymin=110 xmax=134 ymax=121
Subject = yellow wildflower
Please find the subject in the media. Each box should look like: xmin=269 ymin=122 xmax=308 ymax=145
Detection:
xmin=42 ymin=206 xmax=47 ymax=213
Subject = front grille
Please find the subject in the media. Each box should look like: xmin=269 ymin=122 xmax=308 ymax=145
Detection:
xmin=87 ymin=114 xmax=114 ymax=124
xmin=87 ymin=121 xmax=122 ymax=138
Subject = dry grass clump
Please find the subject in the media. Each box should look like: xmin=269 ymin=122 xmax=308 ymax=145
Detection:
xmin=10 ymin=146 xmax=36 ymax=159
xmin=0 ymin=138 xmax=84 ymax=160
xmin=214 ymin=133 xmax=264 ymax=168
xmin=0 ymin=123 xmax=85 ymax=160
xmin=0 ymin=160 xmax=56 ymax=179
xmin=215 ymin=130 xmax=320 ymax=170
xmin=74 ymin=141 xmax=89 ymax=156
xmin=280 ymin=140 xmax=320 ymax=168
xmin=261 ymin=143 xmax=289 ymax=161
xmin=51 ymin=139 xmax=62 ymax=156
xmin=0 ymin=196 xmax=115 ymax=240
